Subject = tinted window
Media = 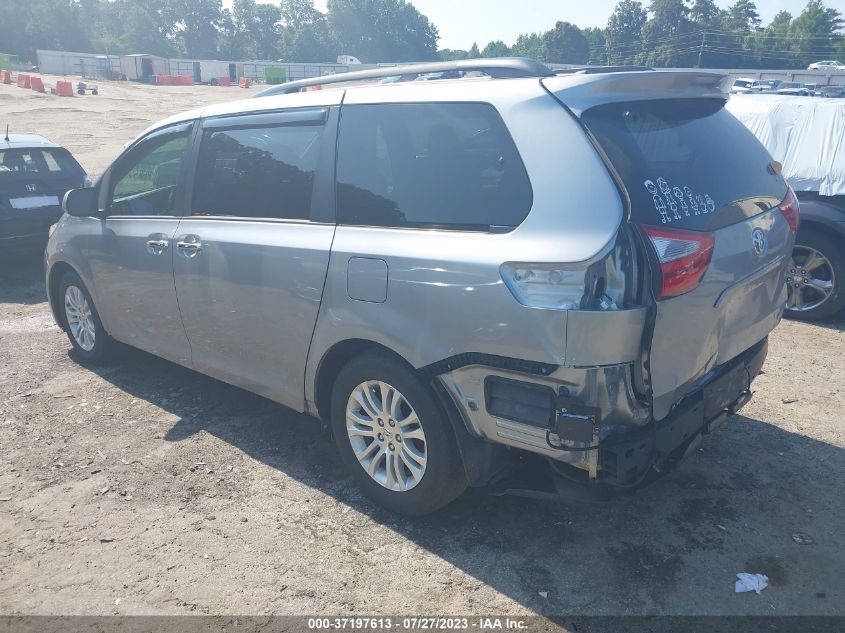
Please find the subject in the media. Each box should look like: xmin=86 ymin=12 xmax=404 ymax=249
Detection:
xmin=192 ymin=124 xmax=323 ymax=220
xmin=336 ymin=103 xmax=532 ymax=230
xmin=0 ymin=148 xmax=83 ymax=180
xmin=110 ymin=130 xmax=190 ymax=216
xmin=582 ymin=99 xmax=787 ymax=231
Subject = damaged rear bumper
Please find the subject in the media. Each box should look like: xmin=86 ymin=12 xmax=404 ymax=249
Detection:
xmin=594 ymin=337 xmax=767 ymax=487
xmin=438 ymin=337 xmax=768 ymax=491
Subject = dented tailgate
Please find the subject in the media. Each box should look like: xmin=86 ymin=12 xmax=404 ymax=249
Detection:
xmin=575 ymin=95 xmax=792 ymax=421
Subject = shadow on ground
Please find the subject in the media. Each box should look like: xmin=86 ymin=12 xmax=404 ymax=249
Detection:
xmin=73 ymin=342 xmax=845 ymax=616
xmin=0 ymin=253 xmax=46 ymax=305
xmin=2 ymin=261 xmax=841 ymax=614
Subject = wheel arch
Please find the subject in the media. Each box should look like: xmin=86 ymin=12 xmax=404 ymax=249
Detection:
xmin=796 ymin=200 xmax=845 ymax=242
xmin=312 ymin=338 xmax=505 ymax=487
xmin=47 ymin=261 xmax=78 ymax=330
xmin=313 ymin=339 xmax=411 ymax=422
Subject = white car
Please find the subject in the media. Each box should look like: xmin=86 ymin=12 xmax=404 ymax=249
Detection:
xmin=808 ymin=61 xmax=845 ymax=71
xmin=731 ymin=77 xmax=756 ymax=94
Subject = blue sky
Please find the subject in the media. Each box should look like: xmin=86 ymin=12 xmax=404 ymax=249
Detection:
xmin=228 ymin=1 xmax=832 ymax=50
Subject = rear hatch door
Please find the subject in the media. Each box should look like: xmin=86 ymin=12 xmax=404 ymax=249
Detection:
xmin=544 ymin=75 xmax=792 ymax=420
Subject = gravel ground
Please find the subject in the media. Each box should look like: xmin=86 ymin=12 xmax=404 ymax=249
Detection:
xmin=1 ymin=78 xmax=844 ymax=618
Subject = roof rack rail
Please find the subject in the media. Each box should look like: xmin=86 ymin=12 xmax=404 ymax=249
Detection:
xmin=554 ymin=65 xmax=652 ymax=75
xmin=254 ymin=57 xmax=554 ymax=98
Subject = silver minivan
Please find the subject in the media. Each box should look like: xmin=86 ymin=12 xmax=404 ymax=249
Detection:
xmin=46 ymin=60 xmax=798 ymax=515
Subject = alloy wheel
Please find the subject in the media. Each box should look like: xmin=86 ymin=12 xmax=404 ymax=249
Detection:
xmin=64 ymin=285 xmax=96 ymax=351
xmin=345 ymin=381 xmax=427 ymax=492
xmin=786 ymin=246 xmax=835 ymax=312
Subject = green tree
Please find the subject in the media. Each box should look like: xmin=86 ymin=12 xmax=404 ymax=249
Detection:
xmin=583 ymin=27 xmax=607 ymax=64
xmin=789 ymin=0 xmax=843 ymax=67
xmin=543 ymin=21 xmax=589 ymax=64
xmin=689 ymin=0 xmax=721 ymax=27
xmin=724 ymin=0 xmax=761 ymax=33
xmin=223 ymin=0 xmax=281 ymax=60
xmin=745 ymin=10 xmax=794 ymax=67
xmin=278 ymin=0 xmax=336 ymax=61
xmin=22 ymin=0 xmax=90 ymax=58
xmin=606 ymin=0 xmax=647 ymax=64
xmin=468 ymin=42 xmax=481 ymax=58
xmin=327 ymin=0 xmax=439 ymax=62
xmin=481 ymin=40 xmax=511 ymax=57
xmin=439 ymin=49 xmax=469 ymax=61
xmin=640 ymin=0 xmax=696 ymax=67
xmin=511 ymin=33 xmax=547 ymax=60
xmin=166 ymin=0 xmax=224 ymax=58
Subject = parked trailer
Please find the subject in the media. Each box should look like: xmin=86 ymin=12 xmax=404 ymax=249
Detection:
xmin=119 ymin=54 xmax=169 ymax=82
xmin=169 ymin=59 xmax=240 ymax=84
xmin=36 ymin=50 xmax=119 ymax=77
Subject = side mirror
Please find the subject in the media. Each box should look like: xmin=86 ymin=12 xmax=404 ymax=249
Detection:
xmin=62 ymin=188 xmax=98 ymax=217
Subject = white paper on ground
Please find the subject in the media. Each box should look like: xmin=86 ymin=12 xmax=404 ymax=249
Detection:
xmin=735 ymin=572 xmax=769 ymax=594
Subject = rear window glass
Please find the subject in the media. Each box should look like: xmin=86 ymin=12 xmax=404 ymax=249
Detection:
xmin=582 ymin=99 xmax=787 ymax=231
xmin=336 ymin=103 xmax=533 ymax=231
xmin=0 ymin=148 xmax=82 ymax=178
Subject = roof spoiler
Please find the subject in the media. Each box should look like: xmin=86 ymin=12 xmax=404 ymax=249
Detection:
xmin=542 ymin=71 xmax=734 ymax=115
xmin=254 ymin=57 xmax=554 ymax=97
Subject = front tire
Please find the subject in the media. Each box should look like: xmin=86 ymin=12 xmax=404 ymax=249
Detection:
xmin=785 ymin=229 xmax=845 ymax=321
xmin=330 ymin=352 xmax=467 ymax=515
xmin=58 ymin=271 xmax=115 ymax=363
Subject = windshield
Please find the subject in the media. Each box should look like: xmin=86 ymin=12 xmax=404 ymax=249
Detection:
xmin=0 ymin=148 xmax=84 ymax=180
xmin=734 ymin=80 xmax=752 ymax=88
xmin=780 ymin=82 xmax=800 ymax=89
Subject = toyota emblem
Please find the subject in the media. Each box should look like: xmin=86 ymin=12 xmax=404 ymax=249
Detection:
xmin=752 ymin=228 xmax=768 ymax=257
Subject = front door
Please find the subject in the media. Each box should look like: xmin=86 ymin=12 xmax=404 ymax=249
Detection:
xmin=86 ymin=122 xmax=195 ymax=365
xmin=173 ymin=107 xmax=338 ymax=409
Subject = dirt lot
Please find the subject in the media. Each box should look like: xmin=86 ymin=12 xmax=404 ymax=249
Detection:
xmin=1 ymin=78 xmax=844 ymax=618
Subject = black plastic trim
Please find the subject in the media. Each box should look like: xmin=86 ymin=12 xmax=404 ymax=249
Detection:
xmin=421 ymin=353 xmax=558 ymax=378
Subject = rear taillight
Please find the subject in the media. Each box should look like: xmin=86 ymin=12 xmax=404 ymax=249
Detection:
xmin=642 ymin=226 xmax=715 ymax=300
xmin=779 ymin=186 xmax=800 ymax=234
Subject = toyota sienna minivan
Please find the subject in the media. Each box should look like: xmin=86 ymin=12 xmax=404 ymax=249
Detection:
xmin=46 ymin=59 xmax=798 ymax=515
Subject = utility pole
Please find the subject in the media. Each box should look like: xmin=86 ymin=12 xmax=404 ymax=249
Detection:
xmin=698 ymin=31 xmax=706 ymax=68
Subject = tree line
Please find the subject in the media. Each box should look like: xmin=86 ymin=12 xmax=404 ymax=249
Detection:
xmin=0 ymin=0 xmax=842 ymax=69
xmin=449 ymin=0 xmax=844 ymax=69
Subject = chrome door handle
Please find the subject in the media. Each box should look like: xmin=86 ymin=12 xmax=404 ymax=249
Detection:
xmin=176 ymin=238 xmax=202 ymax=257
xmin=146 ymin=239 xmax=169 ymax=254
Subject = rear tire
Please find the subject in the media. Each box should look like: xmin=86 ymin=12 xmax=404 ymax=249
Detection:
xmin=330 ymin=351 xmax=467 ymax=516
xmin=58 ymin=271 xmax=116 ymax=364
xmin=785 ymin=229 xmax=845 ymax=321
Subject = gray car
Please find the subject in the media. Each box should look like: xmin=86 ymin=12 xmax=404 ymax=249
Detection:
xmin=46 ymin=60 xmax=797 ymax=515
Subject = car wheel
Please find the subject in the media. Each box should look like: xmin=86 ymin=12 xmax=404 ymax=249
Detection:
xmin=330 ymin=351 xmax=467 ymax=516
xmin=785 ymin=229 xmax=845 ymax=321
xmin=58 ymin=271 xmax=116 ymax=363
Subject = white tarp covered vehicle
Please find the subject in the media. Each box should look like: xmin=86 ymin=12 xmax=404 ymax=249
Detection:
xmin=727 ymin=94 xmax=845 ymax=321
xmin=726 ymin=94 xmax=845 ymax=196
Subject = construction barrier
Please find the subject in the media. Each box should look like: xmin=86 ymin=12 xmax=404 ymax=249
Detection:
xmin=217 ymin=77 xmax=230 ymax=87
xmin=17 ymin=73 xmax=30 ymax=89
xmin=239 ymin=77 xmax=251 ymax=88
xmin=0 ymin=70 xmax=10 ymax=84
xmin=29 ymin=76 xmax=45 ymax=93
xmin=56 ymin=80 xmax=74 ymax=97
xmin=152 ymin=75 xmax=194 ymax=86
